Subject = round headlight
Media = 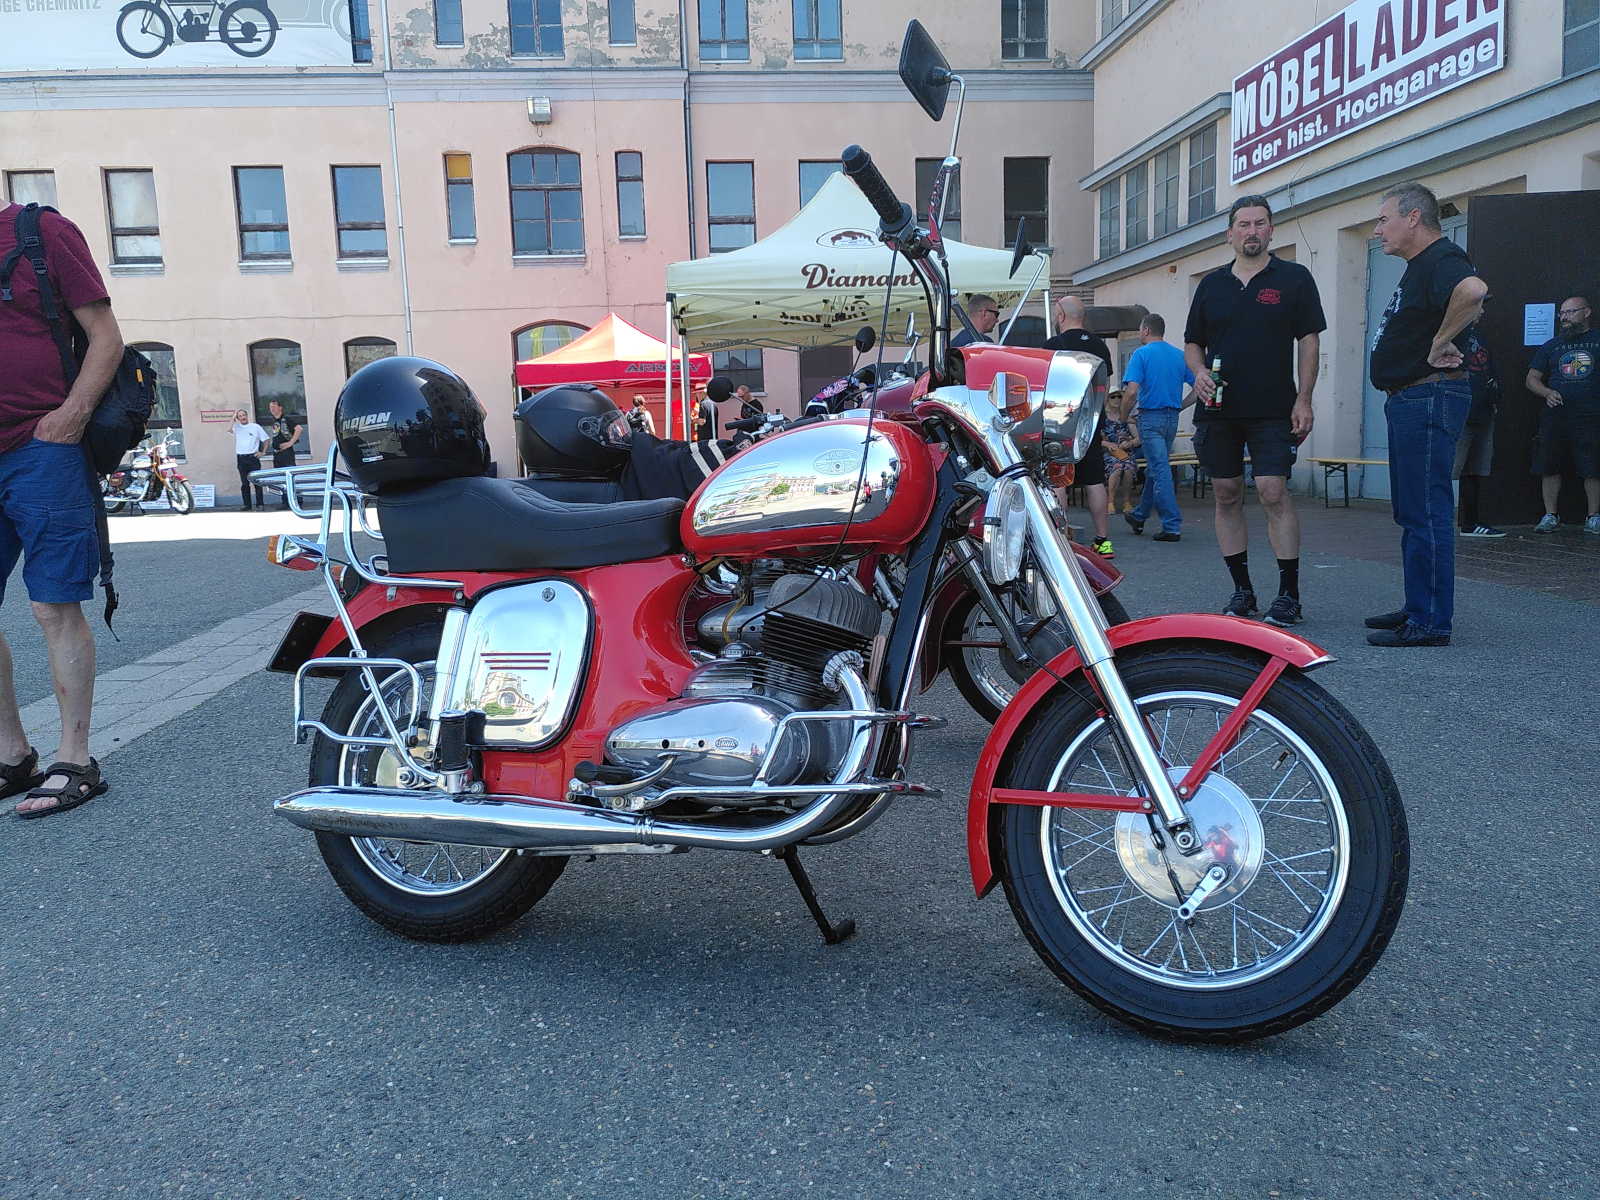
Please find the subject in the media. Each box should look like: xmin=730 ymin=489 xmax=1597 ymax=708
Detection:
xmin=983 ymin=476 xmax=1028 ymax=584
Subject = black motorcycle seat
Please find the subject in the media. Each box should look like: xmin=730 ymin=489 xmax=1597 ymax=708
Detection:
xmin=375 ymin=476 xmax=684 ymax=573
xmin=517 ymin=477 xmax=626 ymax=505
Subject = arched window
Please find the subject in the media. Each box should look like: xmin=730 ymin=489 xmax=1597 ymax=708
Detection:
xmin=508 ymin=148 xmax=584 ymax=257
xmin=344 ymin=336 xmax=397 ymax=378
xmin=514 ymin=321 xmax=587 ymax=363
xmin=131 ymin=341 xmax=184 ymax=459
xmin=248 ymin=339 xmax=311 ymax=457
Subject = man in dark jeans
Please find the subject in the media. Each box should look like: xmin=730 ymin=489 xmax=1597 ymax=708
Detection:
xmin=266 ymin=399 xmax=303 ymax=509
xmin=1366 ymin=181 xmax=1488 ymax=647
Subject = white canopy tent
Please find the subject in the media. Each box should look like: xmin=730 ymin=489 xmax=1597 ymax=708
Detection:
xmin=665 ymin=172 xmax=1051 ymax=353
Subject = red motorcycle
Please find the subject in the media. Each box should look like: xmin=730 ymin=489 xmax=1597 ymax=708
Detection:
xmin=102 ymin=431 xmax=195 ymax=515
xmin=257 ymin=23 xmax=1406 ymax=1041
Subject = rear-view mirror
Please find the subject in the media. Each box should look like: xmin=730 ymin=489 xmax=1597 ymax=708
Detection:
xmin=706 ymin=376 xmax=733 ymax=402
xmin=854 ymin=325 xmax=877 ymax=354
xmin=898 ymin=20 xmax=952 ymax=121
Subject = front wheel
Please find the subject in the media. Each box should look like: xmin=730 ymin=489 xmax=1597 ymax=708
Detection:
xmin=166 ymin=480 xmax=195 ymax=514
xmin=308 ymin=617 xmax=567 ymax=942
xmin=116 ymin=1 xmax=173 ymax=58
xmin=996 ymin=645 xmax=1408 ymax=1041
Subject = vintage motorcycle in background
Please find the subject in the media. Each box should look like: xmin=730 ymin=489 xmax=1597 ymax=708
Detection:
xmin=254 ymin=22 xmax=1408 ymax=1042
xmin=103 ymin=431 xmax=195 ymax=515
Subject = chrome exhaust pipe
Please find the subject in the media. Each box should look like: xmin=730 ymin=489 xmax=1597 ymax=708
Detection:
xmin=274 ymin=668 xmax=880 ymax=853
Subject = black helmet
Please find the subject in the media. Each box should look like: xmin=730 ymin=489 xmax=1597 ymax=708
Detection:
xmin=514 ymin=384 xmax=632 ymax=479
xmin=335 ymin=356 xmax=490 ymax=493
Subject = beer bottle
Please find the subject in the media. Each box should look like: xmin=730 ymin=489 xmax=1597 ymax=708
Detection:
xmin=1208 ymin=357 xmax=1225 ymax=410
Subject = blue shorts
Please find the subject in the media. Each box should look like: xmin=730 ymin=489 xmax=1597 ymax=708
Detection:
xmin=0 ymin=438 xmax=100 ymax=605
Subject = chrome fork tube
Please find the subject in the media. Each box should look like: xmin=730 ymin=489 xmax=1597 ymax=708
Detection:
xmin=1015 ymin=476 xmax=1196 ymax=847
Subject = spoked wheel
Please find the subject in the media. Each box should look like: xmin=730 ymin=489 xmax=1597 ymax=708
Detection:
xmin=166 ymin=481 xmax=195 ymax=514
xmin=997 ymin=645 xmax=1408 ymax=1041
xmin=946 ymin=590 xmax=1130 ymax=723
xmin=116 ymin=1 xmax=173 ymax=58
xmin=309 ymin=619 xmax=567 ymax=942
xmin=219 ymin=0 xmax=279 ymax=57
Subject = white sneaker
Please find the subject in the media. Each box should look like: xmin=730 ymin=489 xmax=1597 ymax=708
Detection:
xmin=1535 ymin=514 xmax=1559 ymax=533
xmin=1460 ymin=525 xmax=1506 ymax=538
xmin=1586 ymin=515 xmax=1600 ymax=535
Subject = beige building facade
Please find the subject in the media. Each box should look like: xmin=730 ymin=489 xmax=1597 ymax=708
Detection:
xmin=1076 ymin=0 xmax=1600 ymax=499
xmin=1 ymin=1 xmax=1097 ymax=495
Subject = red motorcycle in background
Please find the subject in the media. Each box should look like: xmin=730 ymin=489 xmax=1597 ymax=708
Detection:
xmin=103 ymin=431 xmax=195 ymax=515
xmin=254 ymin=22 xmax=1407 ymax=1041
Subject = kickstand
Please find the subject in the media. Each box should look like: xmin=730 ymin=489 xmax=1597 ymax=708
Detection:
xmin=776 ymin=845 xmax=856 ymax=945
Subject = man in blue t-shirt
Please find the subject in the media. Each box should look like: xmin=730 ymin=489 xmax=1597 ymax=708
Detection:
xmin=1122 ymin=314 xmax=1195 ymax=540
xmin=1526 ymin=296 xmax=1600 ymax=534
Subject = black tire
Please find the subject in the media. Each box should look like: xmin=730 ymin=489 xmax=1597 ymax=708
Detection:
xmin=946 ymin=590 xmax=1133 ymax=724
xmin=219 ymin=0 xmax=279 ymax=57
xmin=167 ymin=481 xmax=195 ymax=514
xmin=116 ymin=1 xmax=173 ymax=58
xmin=995 ymin=644 xmax=1408 ymax=1042
xmin=308 ymin=617 xmax=567 ymax=943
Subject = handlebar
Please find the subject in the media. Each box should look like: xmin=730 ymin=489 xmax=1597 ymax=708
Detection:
xmin=726 ymin=417 xmax=765 ymax=433
xmin=841 ymin=145 xmax=914 ymax=236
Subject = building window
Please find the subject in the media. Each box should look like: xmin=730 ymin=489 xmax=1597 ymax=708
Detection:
xmin=1124 ymin=162 xmax=1148 ymax=249
xmin=608 ymin=0 xmax=635 ymax=43
xmin=1151 ymin=145 xmax=1179 ymax=240
xmin=332 ymin=165 xmax=387 ymax=259
xmin=104 ymin=169 xmax=162 ymax=265
xmin=916 ymin=157 xmax=961 ymax=242
xmin=1098 ymin=179 xmax=1120 ymax=259
xmin=1566 ymin=0 xmax=1600 ymax=76
xmin=510 ymin=0 xmax=563 ymax=57
xmin=6 ymin=170 xmax=56 ymax=208
xmin=345 ymin=336 xmax=398 ymax=378
xmin=798 ymin=161 xmax=840 ymax=208
xmin=793 ymin=0 xmax=841 ymax=60
xmin=350 ymin=0 xmax=372 ymax=63
xmin=1187 ymin=124 xmax=1217 ymax=223
xmin=713 ymin=348 xmax=764 ymax=394
xmin=434 ymin=0 xmax=463 ymax=44
xmin=249 ymin=339 xmax=311 ymax=456
xmin=1100 ymin=0 xmax=1122 ymax=38
xmin=234 ymin=167 xmax=291 ymax=261
xmin=132 ymin=342 xmax=184 ymax=459
xmin=509 ymin=149 xmax=584 ymax=256
xmin=1003 ymin=157 xmax=1048 ymax=248
xmin=1001 ymin=0 xmax=1047 ymax=60
xmin=615 ymin=152 xmax=646 ymax=238
xmin=699 ymin=0 xmax=748 ymax=60
xmin=444 ymin=153 xmax=476 ymax=241
xmin=515 ymin=321 xmax=587 ymax=361
xmin=707 ymin=161 xmax=755 ymax=253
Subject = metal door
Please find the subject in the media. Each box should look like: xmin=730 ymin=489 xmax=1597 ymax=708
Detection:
xmin=1358 ymin=216 xmax=1465 ymax=499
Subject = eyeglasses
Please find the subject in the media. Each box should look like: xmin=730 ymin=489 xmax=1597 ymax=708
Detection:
xmin=1559 ymin=308 xmax=1588 ymax=317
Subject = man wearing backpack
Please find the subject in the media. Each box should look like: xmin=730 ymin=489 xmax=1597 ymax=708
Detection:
xmin=0 ymin=200 xmax=125 ymax=817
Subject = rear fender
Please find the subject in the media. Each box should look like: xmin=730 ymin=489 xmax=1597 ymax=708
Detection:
xmin=965 ymin=614 xmax=1333 ymax=897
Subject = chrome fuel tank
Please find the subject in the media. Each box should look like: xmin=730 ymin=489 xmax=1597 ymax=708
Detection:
xmin=680 ymin=418 xmax=934 ymax=558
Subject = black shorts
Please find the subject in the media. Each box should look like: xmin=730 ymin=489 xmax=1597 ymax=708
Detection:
xmin=1074 ymin=416 xmax=1108 ymax=487
xmin=1193 ymin=416 xmax=1297 ymax=480
xmin=1532 ymin=409 xmax=1600 ymax=478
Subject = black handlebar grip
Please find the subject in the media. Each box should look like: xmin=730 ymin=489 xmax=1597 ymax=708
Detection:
xmin=726 ymin=417 xmax=764 ymax=433
xmin=841 ymin=145 xmax=911 ymax=230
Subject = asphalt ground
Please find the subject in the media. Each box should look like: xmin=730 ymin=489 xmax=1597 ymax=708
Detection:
xmin=1 ymin=500 xmax=1595 ymax=1199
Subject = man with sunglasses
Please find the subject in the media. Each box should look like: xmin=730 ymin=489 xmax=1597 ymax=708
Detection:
xmin=1184 ymin=194 xmax=1327 ymax=627
xmin=1526 ymin=296 xmax=1600 ymax=534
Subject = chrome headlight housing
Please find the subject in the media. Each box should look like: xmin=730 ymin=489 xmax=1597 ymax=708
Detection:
xmin=983 ymin=475 xmax=1028 ymax=584
xmin=1001 ymin=352 xmax=1108 ymax=465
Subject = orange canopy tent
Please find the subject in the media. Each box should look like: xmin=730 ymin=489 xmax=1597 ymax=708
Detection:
xmin=514 ymin=314 xmax=712 ymax=437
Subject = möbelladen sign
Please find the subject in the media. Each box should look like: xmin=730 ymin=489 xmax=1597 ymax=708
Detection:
xmin=1230 ymin=0 xmax=1505 ymax=185
xmin=0 ymin=0 xmax=356 ymax=71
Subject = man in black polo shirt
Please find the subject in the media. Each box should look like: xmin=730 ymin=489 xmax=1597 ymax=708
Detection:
xmin=1184 ymin=195 xmax=1326 ymax=627
xmin=1365 ymin=181 xmax=1487 ymax=648
xmin=1044 ymin=295 xmax=1115 ymax=555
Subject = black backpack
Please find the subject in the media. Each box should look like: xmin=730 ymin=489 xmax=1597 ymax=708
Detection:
xmin=0 ymin=202 xmax=155 ymax=627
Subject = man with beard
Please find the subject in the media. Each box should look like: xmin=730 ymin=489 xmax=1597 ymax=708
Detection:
xmin=1366 ymin=181 xmax=1488 ymax=648
xmin=1526 ymin=296 xmax=1600 ymax=534
xmin=1184 ymin=195 xmax=1326 ymax=626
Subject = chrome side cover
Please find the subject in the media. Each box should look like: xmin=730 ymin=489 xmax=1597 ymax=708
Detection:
xmin=605 ymin=696 xmax=813 ymax=788
xmin=441 ymin=580 xmax=591 ymax=749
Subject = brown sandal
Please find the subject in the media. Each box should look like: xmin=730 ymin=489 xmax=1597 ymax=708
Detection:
xmin=0 ymin=748 xmax=43 ymax=801
xmin=15 ymin=759 xmax=108 ymax=819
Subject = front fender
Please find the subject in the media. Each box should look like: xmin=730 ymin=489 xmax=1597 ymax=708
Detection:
xmin=965 ymin=614 xmax=1333 ymax=897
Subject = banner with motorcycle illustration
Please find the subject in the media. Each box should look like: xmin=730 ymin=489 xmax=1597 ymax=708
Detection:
xmin=0 ymin=0 xmax=356 ymax=70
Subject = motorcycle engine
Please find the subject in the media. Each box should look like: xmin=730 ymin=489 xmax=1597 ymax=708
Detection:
xmin=604 ymin=574 xmax=880 ymax=798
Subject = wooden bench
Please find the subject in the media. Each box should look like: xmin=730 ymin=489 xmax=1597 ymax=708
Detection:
xmin=1307 ymin=457 xmax=1389 ymax=508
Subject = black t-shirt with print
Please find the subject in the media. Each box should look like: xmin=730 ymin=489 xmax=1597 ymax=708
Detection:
xmin=268 ymin=412 xmax=304 ymax=462
xmin=1042 ymin=327 xmax=1114 ymax=376
xmin=1183 ymin=254 xmax=1327 ymax=420
xmin=1368 ymin=237 xmax=1478 ymax=392
xmin=1530 ymin=327 xmax=1600 ymax=418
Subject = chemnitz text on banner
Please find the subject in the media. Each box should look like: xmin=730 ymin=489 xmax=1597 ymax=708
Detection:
xmin=1230 ymin=0 xmax=1506 ymax=186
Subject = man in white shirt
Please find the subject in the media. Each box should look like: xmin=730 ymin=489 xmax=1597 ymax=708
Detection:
xmin=229 ymin=408 xmax=269 ymax=510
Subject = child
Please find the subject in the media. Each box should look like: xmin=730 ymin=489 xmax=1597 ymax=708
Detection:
xmin=1102 ymin=389 xmax=1140 ymax=518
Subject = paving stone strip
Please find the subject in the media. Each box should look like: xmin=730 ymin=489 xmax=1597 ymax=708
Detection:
xmin=2 ymin=585 xmax=332 ymax=814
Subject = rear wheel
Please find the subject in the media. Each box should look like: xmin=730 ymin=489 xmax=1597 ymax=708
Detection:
xmin=995 ymin=645 xmax=1408 ymax=1041
xmin=309 ymin=618 xmax=567 ymax=942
